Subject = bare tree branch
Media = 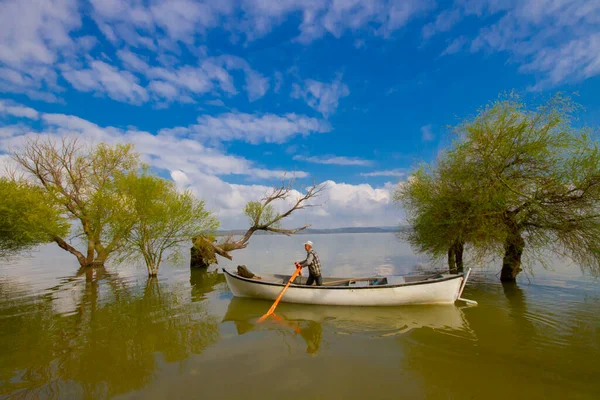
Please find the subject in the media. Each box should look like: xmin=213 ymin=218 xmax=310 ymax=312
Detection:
xmin=192 ymin=180 xmax=325 ymax=266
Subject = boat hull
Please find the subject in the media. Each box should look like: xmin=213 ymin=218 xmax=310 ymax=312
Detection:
xmin=223 ymin=269 xmax=464 ymax=306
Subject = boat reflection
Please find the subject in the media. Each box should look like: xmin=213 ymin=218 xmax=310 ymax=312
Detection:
xmin=222 ymin=297 xmax=474 ymax=350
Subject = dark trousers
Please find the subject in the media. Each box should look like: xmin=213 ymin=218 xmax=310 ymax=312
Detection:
xmin=306 ymin=274 xmax=323 ymax=286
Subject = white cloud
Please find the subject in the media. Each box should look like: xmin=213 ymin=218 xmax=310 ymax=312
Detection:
xmin=360 ymin=169 xmax=405 ymax=177
xmin=0 ymin=99 xmax=39 ymax=120
xmin=245 ymin=70 xmax=270 ymax=102
xmin=0 ymin=0 xmax=81 ymax=67
xmin=148 ymin=80 xmax=180 ymax=100
xmin=164 ymin=112 xmax=331 ymax=144
xmin=0 ymin=100 xmax=405 ymax=229
xmin=521 ymin=33 xmax=600 ymax=90
xmin=230 ymin=1 xmax=428 ymax=43
xmin=422 ymin=9 xmax=462 ymax=39
xmin=117 ymin=49 xmax=150 ymax=72
xmin=61 ymin=61 xmax=149 ymax=104
xmin=0 ymin=0 xmax=80 ymax=101
xmin=442 ymin=36 xmax=467 ymax=55
xmin=128 ymin=55 xmax=269 ymax=103
xmin=293 ymin=155 xmax=372 ymax=166
xmin=205 ymin=99 xmax=226 ymax=107
xmin=2 ymin=108 xmax=308 ymax=186
xmin=171 ymin=169 xmax=191 ymax=186
xmin=91 ymin=0 xmax=434 ymax=48
xmin=461 ymin=0 xmax=600 ymax=87
xmin=150 ymin=0 xmax=233 ymax=43
xmin=291 ymin=75 xmax=349 ymax=116
xmin=421 ymin=124 xmax=434 ymax=141
xmin=297 ymin=180 xmax=401 ymax=228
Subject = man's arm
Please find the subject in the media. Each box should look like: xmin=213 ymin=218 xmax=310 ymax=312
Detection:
xmin=298 ymin=253 xmax=314 ymax=268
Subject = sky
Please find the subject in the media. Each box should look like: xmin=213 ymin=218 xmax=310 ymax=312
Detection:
xmin=1 ymin=0 xmax=599 ymax=229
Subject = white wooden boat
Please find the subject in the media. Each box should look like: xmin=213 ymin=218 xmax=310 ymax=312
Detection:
xmin=222 ymin=267 xmax=473 ymax=306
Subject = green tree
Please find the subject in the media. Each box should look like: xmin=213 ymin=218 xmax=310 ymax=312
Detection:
xmin=398 ymin=93 xmax=600 ymax=282
xmin=117 ymin=171 xmax=219 ymax=276
xmin=0 ymin=178 xmax=69 ymax=258
xmin=12 ymin=137 xmax=140 ymax=267
xmin=395 ymin=159 xmax=504 ymax=273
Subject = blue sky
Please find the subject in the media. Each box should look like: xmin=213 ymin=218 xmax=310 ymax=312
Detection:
xmin=1 ymin=0 xmax=599 ymax=228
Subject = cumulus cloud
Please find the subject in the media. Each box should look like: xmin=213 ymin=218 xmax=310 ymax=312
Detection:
xmin=291 ymin=75 xmax=350 ymax=117
xmin=293 ymin=154 xmax=371 ymax=166
xmin=1 ymin=100 xmax=307 ymax=181
xmin=0 ymin=99 xmax=402 ymax=229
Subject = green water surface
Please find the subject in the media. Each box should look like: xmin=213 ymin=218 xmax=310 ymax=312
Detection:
xmin=1 ymin=233 xmax=598 ymax=399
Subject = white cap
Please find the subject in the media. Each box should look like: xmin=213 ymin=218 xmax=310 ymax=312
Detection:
xmin=304 ymin=240 xmax=313 ymax=247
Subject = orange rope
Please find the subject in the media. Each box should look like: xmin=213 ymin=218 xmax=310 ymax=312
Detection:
xmin=258 ymin=265 xmax=302 ymax=323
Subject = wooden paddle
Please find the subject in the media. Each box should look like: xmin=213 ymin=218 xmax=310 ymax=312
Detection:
xmin=258 ymin=264 xmax=302 ymax=323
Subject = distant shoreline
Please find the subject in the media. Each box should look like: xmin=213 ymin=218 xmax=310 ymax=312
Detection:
xmin=216 ymin=226 xmax=408 ymax=236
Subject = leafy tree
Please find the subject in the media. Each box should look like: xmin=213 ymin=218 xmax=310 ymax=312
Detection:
xmin=11 ymin=137 xmax=140 ymax=267
xmin=0 ymin=178 xmax=69 ymax=258
xmin=117 ymin=171 xmax=219 ymax=276
xmin=395 ymin=159 xmax=504 ymax=273
xmin=398 ymin=93 xmax=600 ymax=281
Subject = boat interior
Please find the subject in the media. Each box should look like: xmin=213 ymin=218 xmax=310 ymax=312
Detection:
xmin=239 ymin=272 xmax=446 ymax=287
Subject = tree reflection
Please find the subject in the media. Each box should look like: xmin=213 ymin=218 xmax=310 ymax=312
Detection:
xmin=0 ymin=268 xmax=222 ymax=399
xmin=502 ymin=281 xmax=535 ymax=344
xmin=189 ymin=268 xmax=225 ymax=302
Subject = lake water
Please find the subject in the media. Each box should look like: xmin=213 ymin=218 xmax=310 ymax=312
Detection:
xmin=1 ymin=233 xmax=599 ymax=399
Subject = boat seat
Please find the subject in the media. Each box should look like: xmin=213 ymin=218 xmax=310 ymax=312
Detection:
xmin=404 ymin=273 xmax=443 ymax=283
xmin=369 ymin=278 xmax=388 ymax=286
xmin=386 ymin=276 xmax=406 ymax=285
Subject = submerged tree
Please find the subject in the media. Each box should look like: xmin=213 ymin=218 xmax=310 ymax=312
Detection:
xmin=117 ymin=171 xmax=219 ymax=276
xmin=11 ymin=137 xmax=141 ymax=267
xmin=398 ymin=93 xmax=600 ymax=281
xmin=191 ymin=180 xmax=325 ymax=268
xmin=0 ymin=178 xmax=69 ymax=258
xmin=395 ymin=159 xmax=504 ymax=273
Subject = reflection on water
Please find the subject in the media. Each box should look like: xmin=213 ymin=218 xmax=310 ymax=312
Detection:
xmin=0 ymin=233 xmax=599 ymax=399
xmin=223 ymin=297 xmax=473 ymax=342
xmin=0 ymin=268 xmax=221 ymax=399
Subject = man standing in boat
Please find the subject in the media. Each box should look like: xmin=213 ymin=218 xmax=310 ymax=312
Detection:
xmin=296 ymin=241 xmax=323 ymax=286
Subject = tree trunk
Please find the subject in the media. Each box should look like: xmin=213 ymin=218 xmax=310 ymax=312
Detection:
xmin=447 ymin=245 xmax=457 ymax=274
xmin=86 ymin=239 xmax=95 ymax=266
xmin=147 ymin=261 xmax=158 ymax=277
xmin=447 ymin=241 xmax=464 ymax=274
xmin=501 ymin=231 xmax=525 ymax=282
xmin=190 ymin=245 xmax=216 ymax=269
xmin=455 ymin=241 xmax=464 ymax=273
xmin=93 ymin=251 xmax=109 ymax=267
xmin=54 ymin=236 xmax=87 ymax=267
